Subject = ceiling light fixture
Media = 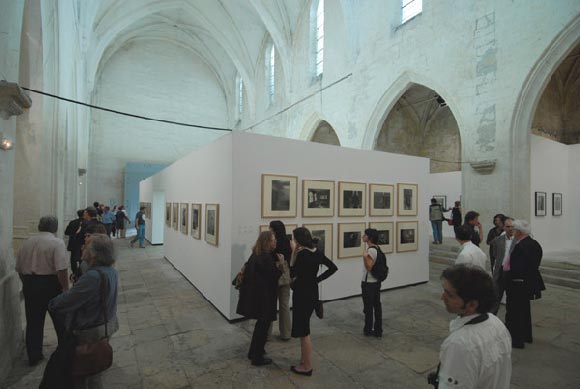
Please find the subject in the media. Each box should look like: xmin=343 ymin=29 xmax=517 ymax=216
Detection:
xmin=0 ymin=133 xmax=14 ymax=150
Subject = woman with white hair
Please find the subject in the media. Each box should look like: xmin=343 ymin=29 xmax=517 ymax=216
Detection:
xmin=502 ymin=219 xmax=545 ymax=349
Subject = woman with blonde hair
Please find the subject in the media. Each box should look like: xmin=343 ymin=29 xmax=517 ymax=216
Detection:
xmin=236 ymin=231 xmax=281 ymax=366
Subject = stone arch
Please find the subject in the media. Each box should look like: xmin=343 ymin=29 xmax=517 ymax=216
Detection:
xmin=364 ymin=72 xmax=463 ymax=173
xmin=362 ymin=71 xmax=466 ymax=152
xmin=298 ymin=112 xmax=341 ymax=146
xmin=509 ymin=14 xmax=580 ymax=218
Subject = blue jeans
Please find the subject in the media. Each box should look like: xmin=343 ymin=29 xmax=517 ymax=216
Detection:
xmin=131 ymin=225 xmax=145 ymax=247
xmin=431 ymin=220 xmax=443 ymax=243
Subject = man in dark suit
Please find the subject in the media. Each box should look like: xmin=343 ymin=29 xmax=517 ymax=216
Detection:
xmin=490 ymin=217 xmax=514 ymax=315
xmin=503 ymin=219 xmax=545 ymax=349
xmin=64 ymin=209 xmax=84 ymax=274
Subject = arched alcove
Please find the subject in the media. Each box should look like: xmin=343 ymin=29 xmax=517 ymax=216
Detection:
xmin=310 ymin=120 xmax=341 ymax=146
xmin=374 ymin=84 xmax=461 ymax=173
xmin=531 ymin=42 xmax=580 ymax=144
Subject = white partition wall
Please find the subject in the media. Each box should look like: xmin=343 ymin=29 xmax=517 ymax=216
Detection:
xmin=141 ymin=179 xmax=164 ymax=245
xmin=141 ymin=132 xmax=430 ymax=320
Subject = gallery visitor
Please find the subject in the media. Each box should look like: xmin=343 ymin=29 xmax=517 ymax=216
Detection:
xmin=236 ymin=231 xmax=281 ymax=366
xmin=450 ymin=201 xmax=462 ymax=238
xmin=289 ymin=227 xmax=338 ymax=376
xmin=486 ymin=214 xmax=506 ymax=259
xmin=429 ymin=198 xmax=447 ymax=244
xmin=454 ymin=225 xmax=487 ymax=269
xmin=433 ymin=265 xmax=511 ymax=388
xmin=489 ymin=217 xmax=514 ymax=315
xmin=361 ymin=228 xmax=383 ymax=337
xmin=64 ymin=209 xmax=85 ymax=275
xmin=115 ymin=205 xmax=130 ymax=238
xmin=268 ymin=220 xmax=292 ymax=341
xmin=463 ymin=210 xmax=483 ymax=247
xmin=130 ymin=206 xmax=146 ymax=248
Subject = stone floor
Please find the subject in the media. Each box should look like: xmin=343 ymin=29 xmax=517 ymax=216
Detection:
xmin=3 ymin=240 xmax=580 ymax=388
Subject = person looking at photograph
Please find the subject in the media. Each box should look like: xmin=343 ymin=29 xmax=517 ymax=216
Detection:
xmin=289 ymin=227 xmax=337 ymax=376
xmin=451 ymin=201 xmax=462 ymax=238
xmin=429 ymin=198 xmax=447 ymax=245
xmin=361 ymin=228 xmax=383 ymax=337
xmin=130 ymin=206 xmax=146 ymax=248
xmin=236 ymin=231 xmax=281 ymax=366
xmin=268 ymin=221 xmax=292 ymax=341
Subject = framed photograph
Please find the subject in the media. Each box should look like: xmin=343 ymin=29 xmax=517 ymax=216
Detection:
xmin=261 ymin=174 xmax=298 ymax=218
xmin=172 ymin=203 xmax=179 ymax=230
xmin=369 ymin=221 xmax=394 ymax=254
xmin=552 ymin=193 xmax=562 ymax=216
xmin=535 ymin=192 xmax=546 ymax=216
xmin=338 ymin=181 xmax=366 ymax=217
xmin=432 ymin=195 xmax=447 ymax=209
xmin=205 ymin=204 xmax=220 ymax=246
xmin=302 ymin=180 xmax=334 ymax=217
xmin=179 ymin=203 xmax=189 ymax=235
xmin=191 ymin=203 xmax=202 ymax=239
xmin=396 ymin=221 xmax=419 ymax=252
xmin=338 ymin=222 xmax=365 ymax=259
xmin=303 ymin=223 xmax=333 ymax=259
xmin=369 ymin=184 xmax=394 ymax=217
xmin=397 ymin=183 xmax=418 ymax=216
xmin=260 ymin=224 xmax=297 ymax=241
xmin=165 ymin=203 xmax=171 ymax=227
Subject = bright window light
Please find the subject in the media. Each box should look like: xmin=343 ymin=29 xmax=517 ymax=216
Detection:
xmin=402 ymin=0 xmax=422 ymax=24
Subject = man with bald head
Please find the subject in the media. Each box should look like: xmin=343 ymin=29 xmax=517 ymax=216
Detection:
xmin=503 ymin=219 xmax=545 ymax=349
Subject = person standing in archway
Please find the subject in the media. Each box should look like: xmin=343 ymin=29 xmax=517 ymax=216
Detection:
xmin=429 ymin=198 xmax=447 ymax=244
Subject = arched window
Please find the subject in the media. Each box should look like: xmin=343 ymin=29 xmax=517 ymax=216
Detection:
xmin=402 ymin=0 xmax=422 ymax=24
xmin=267 ymin=43 xmax=276 ymax=104
xmin=236 ymin=76 xmax=244 ymax=116
xmin=311 ymin=0 xmax=325 ymax=78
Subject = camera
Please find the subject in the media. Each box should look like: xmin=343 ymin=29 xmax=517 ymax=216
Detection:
xmin=427 ymin=371 xmax=439 ymax=388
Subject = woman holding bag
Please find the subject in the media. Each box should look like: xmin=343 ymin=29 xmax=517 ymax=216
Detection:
xmin=290 ymin=227 xmax=337 ymax=376
xmin=236 ymin=231 xmax=281 ymax=366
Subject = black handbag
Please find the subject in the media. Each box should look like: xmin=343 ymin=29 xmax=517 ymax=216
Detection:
xmin=72 ymin=269 xmax=113 ymax=377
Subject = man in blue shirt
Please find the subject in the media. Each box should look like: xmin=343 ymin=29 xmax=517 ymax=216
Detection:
xmin=101 ymin=206 xmax=116 ymax=237
xmin=130 ymin=206 xmax=146 ymax=248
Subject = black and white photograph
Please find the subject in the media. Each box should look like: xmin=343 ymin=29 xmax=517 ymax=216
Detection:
xmin=338 ymin=222 xmax=365 ymax=258
xmin=172 ymin=203 xmax=179 ymax=230
xmin=205 ymin=203 xmax=219 ymax=246
xmin=370 ymin=221 xmax=394 ymax=253
xmin=303 ymin=180 xmax=335 ymax=217
xmin=166 ymin=203 xmax=171 ymax=226
xmin=262 ymin=174 xmax=297 ymax=218
xmin=191 ymin=203 xmax=201 ymax=239
xmin=396 ymin=221 xmax=419 ymax=252
xmin=535 ymin=191 xmax=547 ymax=216
xmin=369 ymin=184 xmax=394 ymax=216
xmin=433 ymin=195 xmax=447 ymax=209
xmin=271 ymin=179 xmax=291 ymax=211
xmin=303 ymin=223 xmax=333 ymax=259
xmin=339 ymin=182 xmax=366 ymax=217
xmin=397 ymin=183 xmax=418 ymax=216
xmin=552 ymin=193 xmax=562 ymax=216
xmin=179 ymin=203 xmax=189 ymax=235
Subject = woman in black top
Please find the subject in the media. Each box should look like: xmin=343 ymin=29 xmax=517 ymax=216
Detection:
xmin=236 ymin=231 xmax=281 ymax=366
xmin=451 ymin=201 xmax=462 ymax=237
xmin=290 ymin=227 xmax=337 ymax=376
xmin=269 ymin=221 xmax=292 ymax=340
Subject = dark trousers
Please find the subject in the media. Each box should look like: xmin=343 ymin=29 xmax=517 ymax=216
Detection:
xmin=104 ymin=223 xmax=113 ymax=237
xmin=20 ymin=274 xmax=65 ymax=362
xmin=490 ymin=270 xmax=506 ymax=315
xmin=248 ymin=319 xmax=271 ymax=361
xmin=69 ymin=249 xmax=81 ymax=275
xmin=505 ymin=278 xmax=532 ymax=346
xmin=361 ymin=281 xmax=382 ymax=334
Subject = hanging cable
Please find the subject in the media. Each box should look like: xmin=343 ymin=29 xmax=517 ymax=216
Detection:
xmin=21 ymin=87 xmax=233 ymax=132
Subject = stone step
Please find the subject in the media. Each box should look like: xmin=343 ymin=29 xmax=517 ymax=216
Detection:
xmin=541 ymin=273 xmax=580 ymax=290
xmin=540 ymin=266 xmax=580 ymax=281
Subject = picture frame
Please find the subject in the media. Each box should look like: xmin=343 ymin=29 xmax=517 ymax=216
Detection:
xmin=397 ymin=183 xmax=418 ymax=216
xmin=369 ymin=221 xmax=394 ymax=254
xmin=205 ymin=204 xmax=220 ymax=246
xmin=396 ymin=221 xmax=419 ymax=252
xmin=302 ymin=180 xmax=334 ymax=217
xmin=432 ymin=195 xmax=447 ymax=209
xmin=172 ymin=203 xmax=179 ymax=230
xmin=369 ymin=183 xmax=394 ymax=217
xmin=261 ymin=174 xmax=298 ymax=218
xmin=166 ymin=203 xmax=171 ymax=227
xmin=260 ymin=224 xmax=297 ymax=242
xmin=303 ymin=223 xmax=333 ymax=259
xmin=552 ymin=193 xmax=562 ymax=216
xmin=535 ymin=192 xmax=546 ymax=216
xmin=338 ymin=222 xmax=365 ymax=259
xmin=338 ymin=181 xmax=366 ymax=217
xmin=191 ymin=203 xmax=202 ymax=239
xmin=179 ymin=203 xmax=189 ymax=235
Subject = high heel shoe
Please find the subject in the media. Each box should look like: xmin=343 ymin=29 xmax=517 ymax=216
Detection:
xmin=291 ymin=366 xmax=313 ymax=376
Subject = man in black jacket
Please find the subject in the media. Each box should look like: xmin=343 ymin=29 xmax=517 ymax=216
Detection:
xmin=503 ymin=219 xmax=545 ymax=349
xmin=64 ymin=209 xmax=84 ymax=274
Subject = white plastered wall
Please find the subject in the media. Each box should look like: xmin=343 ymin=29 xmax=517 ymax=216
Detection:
xmin=428 ymin=171 xmax=462 ymax=238
xmin=140 ymin=178 xmax=164 ymax=245
xmin=530 ymin=135 xmax=580 ymax=251
xmin=142 ymin=132 xmax=429 ymax=320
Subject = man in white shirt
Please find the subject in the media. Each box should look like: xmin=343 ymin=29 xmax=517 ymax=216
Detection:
xmin=455 ymin=225 xmax=487 ymax=269
xmin=490 ymin=217 xmax=514 ymax=314
xmin=430 ymin=265 xmax=512 ymax=389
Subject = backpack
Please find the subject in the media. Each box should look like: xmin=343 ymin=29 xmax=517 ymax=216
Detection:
xmin=370 ymin=245 xmax=389 ymax=282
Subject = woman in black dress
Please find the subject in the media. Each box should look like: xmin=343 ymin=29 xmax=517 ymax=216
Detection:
xmin=451 ymin=201 xmax=462 ymax=238
xmin=236 ymin=231 xmax=281 ymax=366
xmin=269 ymin=220 xmax=292 ymax=340
xmin=290 ymin=227 xmax=337 ymax=376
